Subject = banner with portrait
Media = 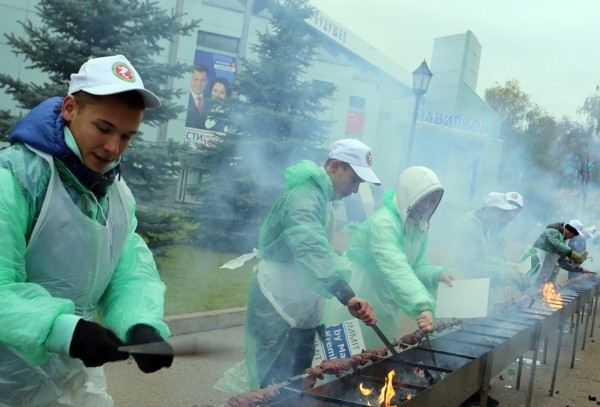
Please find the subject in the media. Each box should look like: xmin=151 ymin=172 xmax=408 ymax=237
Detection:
xmin=184 ymin=50 xmax=237 ymax=149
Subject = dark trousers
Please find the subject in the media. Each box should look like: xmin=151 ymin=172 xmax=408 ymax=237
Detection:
xmin=246 ymin=279 xmax=316 ymax=388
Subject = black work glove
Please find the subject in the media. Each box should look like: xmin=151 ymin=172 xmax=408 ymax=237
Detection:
xmin=127 ymin=324 xmax=173 ymax=373
xmin=69 ymin=319 xmax=129 ymax=367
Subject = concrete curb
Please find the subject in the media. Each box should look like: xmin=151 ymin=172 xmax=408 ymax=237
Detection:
xmin=165 ymin=307 xmax=247 ymax=335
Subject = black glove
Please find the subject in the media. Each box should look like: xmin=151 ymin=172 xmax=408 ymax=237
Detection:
xmin=127 ymin=324 xmax=173 ymax=373
xmin=69 ymin=320 xmax=129 ymax=367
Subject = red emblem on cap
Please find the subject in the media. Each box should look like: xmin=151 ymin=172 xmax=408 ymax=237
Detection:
xmin=511 ymin=193 xmax=519 ymax=200
xmin=366 ymin=151 xmax=373 ymax=166
xmin=112 ymin=62 xmax=135 ymax=82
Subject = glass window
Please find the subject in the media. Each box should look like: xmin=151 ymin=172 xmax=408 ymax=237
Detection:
xmin=349 ymin=95 xmax=365 ymax=110
xmin=196 ymin=30 xmax=240 ymax=54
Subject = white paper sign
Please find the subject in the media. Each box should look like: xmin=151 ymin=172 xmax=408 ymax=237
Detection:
xmin=436 ymin=278 xmax=490 ymax=318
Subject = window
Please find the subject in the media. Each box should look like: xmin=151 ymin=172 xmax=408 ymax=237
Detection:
xmin=196 ymin=31 xmax=240 ymax=54
xmin=349 ymin=95 xmax=365 ymax=110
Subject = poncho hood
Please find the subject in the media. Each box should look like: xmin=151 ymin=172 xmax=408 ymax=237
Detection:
xmin=284 ymin=160 xmax=333 ymax=199
xmin=395 ymin=166 xmax=443 ymax=230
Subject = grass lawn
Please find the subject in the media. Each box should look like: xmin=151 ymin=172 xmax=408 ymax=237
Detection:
xmin=156 ymin=245 xmax=256 ymax=315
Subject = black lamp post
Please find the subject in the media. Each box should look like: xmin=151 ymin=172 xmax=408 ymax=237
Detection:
xmin=404 ymin=59 xmax=433 ymax=166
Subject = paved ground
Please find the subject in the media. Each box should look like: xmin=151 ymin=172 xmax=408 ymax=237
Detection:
xmin=106 ymin=325 xmax=244 ymax=407
xmin=106 ymin=308 xmax=600 ymax=406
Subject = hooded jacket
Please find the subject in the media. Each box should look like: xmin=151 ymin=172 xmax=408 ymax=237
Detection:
xmin=257 ymin=160 xmax=354 ymax=302
xmin=533 ymin=223 xmax=573 ymax=256
xmin=0 ymin=97 xmax=169 ymax=365
xmin=339 ymin=167 xmax=445 ymax=348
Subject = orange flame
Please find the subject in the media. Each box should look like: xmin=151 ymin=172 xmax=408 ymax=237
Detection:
xmin=357 ymin=370 xmax=398 ymax=406
xmin=359 ymin=382 xmax=373 ymax=396
xmin=406 ymin=393 xmax=413 ymax=400
xmin=359 ymin=382 xmax=373 ymax=406
xmin=542 ymin=282 xmax=562 ymax=308
xmin=377 ymin=370 xmax=397 ymax=407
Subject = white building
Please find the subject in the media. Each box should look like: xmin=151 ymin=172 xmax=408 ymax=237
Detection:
xmin=0 ymin=0 xmax=503 ymax=212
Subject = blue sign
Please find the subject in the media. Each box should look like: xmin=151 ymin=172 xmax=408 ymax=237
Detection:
xmin=419 ymin=109 xmax=489 ymax=134
xmin=322 ymin=321 xmax=366 ymax=360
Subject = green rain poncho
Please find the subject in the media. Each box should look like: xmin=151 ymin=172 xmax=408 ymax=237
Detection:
xmin=256 ymin=160 xmax=353 ymax=296
xmin=0 ymin=139 xmax=169 ymax=404
xmin=245 ymin=160 xmax=355 ymax=388
xmin=454 ymin=211 xmax=511 ymax=280
xmin=524 ymin=223 xmax=573 ymax=288
xmin=322 ymin=166 xmax=446 ymax=349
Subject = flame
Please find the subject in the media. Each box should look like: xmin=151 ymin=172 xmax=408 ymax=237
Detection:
xmin=406 ymin=393 xmax=413 ymax=400
xmin=359 ymin=382 xmax=373 ymax=396
xmin=359 ymin=382 xmax=373 ymax=406
xmin=542 ymin=282 xmax=562 ymax=308
xmin=377 ymin=370 xmax=397 ymax=407
xmin=357 ymin=370 xmax=398 ymax=406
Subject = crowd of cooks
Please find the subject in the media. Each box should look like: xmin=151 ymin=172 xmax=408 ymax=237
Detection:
xmin=0 ymin=55 xmax=595 ymax=406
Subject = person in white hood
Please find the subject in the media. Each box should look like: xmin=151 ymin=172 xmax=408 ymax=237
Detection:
xmin=453 ymin=191 xmax=526 ymax=304
xmin=322 ymin=166 xmax=453 ymax=349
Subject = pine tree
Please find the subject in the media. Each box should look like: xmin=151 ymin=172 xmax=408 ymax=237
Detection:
xmin=0 ymin=0 xmax=200 ymax=250
xmin=0 ymin=0 xmax=198 ymax=125
xmin=0 ymin=109 xmax=14 ymax=144
xmin=186 ymin=0 xmax=335 ymax=252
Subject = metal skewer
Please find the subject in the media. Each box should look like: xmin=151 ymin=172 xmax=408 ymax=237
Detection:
xmin=371 ymin=324 xmax=399 ymax=356
xmin=424 ymin=332 xmax=439 ymax=368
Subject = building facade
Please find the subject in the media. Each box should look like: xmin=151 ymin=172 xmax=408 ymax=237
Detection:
xmin=0 ymin=0 xmax=503 ymax=212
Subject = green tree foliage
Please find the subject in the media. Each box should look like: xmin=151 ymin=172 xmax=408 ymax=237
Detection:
xmin=0 ymin=109 xmax=15 ymax=145
xmin=580 ymin=86 xmax=600 ymax=138
xmin=0 ymin=0 xmax=200 ymax=251
xmin=485 ymin=79 xmax=600 ymax=212
xmin=485 ymin=80 xmax=561 ymax=216
xmin=485 ymin=79 xmax=531 ymax=132
xmin=0 ymin=0 xmax=198 ymax=125
xmin=185 ymin=0 xmax=334 ymax=252
xmin=485 ymin=80 xmax=560 ymax=172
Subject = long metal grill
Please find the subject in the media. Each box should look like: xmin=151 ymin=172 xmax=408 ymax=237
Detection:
xmin=264 ymin=275 xmax=600 ymax=407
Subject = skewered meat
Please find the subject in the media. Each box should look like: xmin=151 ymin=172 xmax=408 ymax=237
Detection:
xmin=304 ymin=319 xmax=462 ymax=380
xmin=305 ymin=346 xmax=389 ymax=379
xmin=223 ymin=319 xmax=462 ymax=407
xmin=225 ymin=385 xmax=280 ymax=407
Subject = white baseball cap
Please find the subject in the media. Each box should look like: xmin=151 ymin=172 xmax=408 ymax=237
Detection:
xmin=567 ymin=219 xmax=584 ymax=235
xmin=328 ymin=138 xmax=381 ymax=185
xmin=482 ymin=191 xmax=524 ymax=210
xmin=68 ymin=55 xmax=160 ymax=108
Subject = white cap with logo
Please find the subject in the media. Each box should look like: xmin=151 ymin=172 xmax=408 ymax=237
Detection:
xmin=68 ymin=54 xmax=160 ymax=108
xmin=328 ymin=138 xmax=381 ymax=185
xmin=567 ymin=219 xmax=584 ymax=235
xmin=482 ymin=191 xmax=524 ymax=210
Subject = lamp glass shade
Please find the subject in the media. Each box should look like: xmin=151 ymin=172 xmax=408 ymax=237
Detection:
xmin=412 ymin=60 xmax=433 ymax=96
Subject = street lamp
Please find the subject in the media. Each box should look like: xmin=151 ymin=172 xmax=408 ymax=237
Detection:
xmin=405 ymin=59 xmax=433 ymax=166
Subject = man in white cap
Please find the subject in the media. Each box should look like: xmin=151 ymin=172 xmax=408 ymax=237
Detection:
xmin=245 ymin=138 xmax=379 ymax=389
xmin=453 ymin=191 xmax=526 ymax=303
xmin=0 ymin=55 xmax=171 ymax=406
xmin=524 ymin=221 xmax=587 ymax=289
xmin=557 ymin=220 xmax=595 ymax=280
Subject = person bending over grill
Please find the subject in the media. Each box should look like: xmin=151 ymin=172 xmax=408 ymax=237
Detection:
xmin=452 ymin=191 xmax=526 ymax=305
xmin=323 ymin=166 xmax=453 ymax=349
xmin=245 ymin=139 xmax=380 ymax=389
xmin=523 ymin=221 xmax=587 ymax=290
xmin=556 ymin=219 xmax=595 ymax=280
xmin=0 ymin=55 xmax=172 ymax=407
